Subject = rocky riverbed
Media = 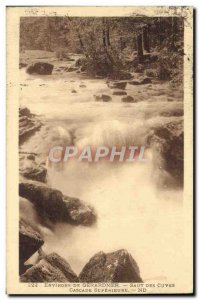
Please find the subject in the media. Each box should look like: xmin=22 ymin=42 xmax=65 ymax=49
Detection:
xmin=19 ymin=50 xmax=184 ymax=284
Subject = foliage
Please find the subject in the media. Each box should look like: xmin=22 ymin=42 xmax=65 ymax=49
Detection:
xmin=20 ymin=16 xmax=184 ymax=81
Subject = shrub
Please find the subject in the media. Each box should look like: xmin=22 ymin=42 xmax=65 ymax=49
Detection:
xmin=80 ymin=45 xmax=127 ymax=78
xmin=145 ymin=69 xmax=157 ymax=78
xmin=157 ymin=48 xmax=183 ymax=82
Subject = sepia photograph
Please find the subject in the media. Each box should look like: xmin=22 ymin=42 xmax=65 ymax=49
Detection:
xmin=6 ymin=6 xmax=194 ymax=295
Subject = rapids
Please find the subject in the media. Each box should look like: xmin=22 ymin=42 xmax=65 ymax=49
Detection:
xmin=19 ymin=66 xmax=186 ymax=284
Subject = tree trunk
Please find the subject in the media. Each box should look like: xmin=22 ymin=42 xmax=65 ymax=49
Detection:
xmin=120 ymin=37 xmax=126 ymax=51
xmin=137 ymin=33 xmax=143 ymax=63
xmin=158 ymin=18 xmax=164 ymax=46
xmin=106 ymin=26 xmax=110 ymax=47
xmin=143 ymin=27 xmax=150 ymax=53
xmin=102 ymin=18 xmax=106 ymax=47
xmin=171 ymin=17 xmax=178 ymax=51
xmin=78 ymin=33 xmax=84 ymax=50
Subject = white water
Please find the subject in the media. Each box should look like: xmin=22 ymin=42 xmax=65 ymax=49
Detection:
xmin=20 ymin=67 xmax=185 ymax=283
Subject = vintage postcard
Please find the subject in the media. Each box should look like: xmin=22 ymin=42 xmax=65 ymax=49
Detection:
xmin=6 ymin=6 xmax=194 ymax=295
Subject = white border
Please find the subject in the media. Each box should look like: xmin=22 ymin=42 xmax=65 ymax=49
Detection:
xmin=1 ymin=1 xmax=197 ymax=299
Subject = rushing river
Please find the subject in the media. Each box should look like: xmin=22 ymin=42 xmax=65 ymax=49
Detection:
xmin=19 ymin=66 xmax=185 ymax=284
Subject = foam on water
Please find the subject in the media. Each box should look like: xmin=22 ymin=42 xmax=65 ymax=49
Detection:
xmin=20 ymin=69 xmax=185 ymax=284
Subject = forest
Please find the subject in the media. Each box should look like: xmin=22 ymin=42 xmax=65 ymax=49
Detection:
xmin=18 ymin=15 xmax=185 ymax=284
xmin=20 ymin=16 xmax=184 ymax=83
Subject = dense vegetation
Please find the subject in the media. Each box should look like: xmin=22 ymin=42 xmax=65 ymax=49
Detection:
xmin=20 ymin=17 xmax=184 ymax=82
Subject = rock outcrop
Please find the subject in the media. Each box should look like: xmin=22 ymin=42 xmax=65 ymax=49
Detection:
xmin=26 ymin=62 xmax=54 ymax=75
xmin=19 ymin=107 xmax=42 ymax=144
xmin=79 ymin=249 xmax=143 ymax=283
xmin=19 ymin=182 xmax=96 ymax=225
xmin=20 ymin=156 xmax=47 ymax=183
xmin=19 ymin=219 xmax=44 ymax=274
xmin=148 ymin=119 xmax=183 ymax=186
xmin=20 ymin=252 xmax=79 ymax=282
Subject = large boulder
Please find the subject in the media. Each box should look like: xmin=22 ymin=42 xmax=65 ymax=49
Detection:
xmin=79 ymin=249 xmax=143 ymax=283
xmin=19 ymin=182 xmax=68 ymax=223
xmin=148 ymin=119 xmax=183 ymax=186
xmin=19 ymin=219 xmax=44 ymax=274
xmin=140 ymin=77 xmax=152 ymax=84
xmin=19 ymin=182 xmax=96 ymax=225
xmin=19 ymin=107 xmax=42 ymax=144
xmin=26 ymin=62 xmax=54 ymax=75
xmin=20 ymin=252 xmax=79 ymax=282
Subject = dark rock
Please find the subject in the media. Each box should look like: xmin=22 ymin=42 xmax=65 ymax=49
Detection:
xmin=121 ymin=96 xmax=137 ymax=103
xmin=19 ymin=107 xmax=42 ymax=144
xmin=26 ymin=62 xmax=54 ymax=75
xmin=19 ymin=219 xmax=44 ymax=274
xmin=140 ymin=77 xmax=152 ymax=84
xmin=79 ymin=249 xmax=143 ymax=283
xmin=27 ymin=154 xmax=36 ymax=161
xmin=20 ymin=252 xmax=78 ymax=282
xmin=94 ymin=94 xmax=112 ymax=102
xmin=20 ymin=164 xmax=47 ymax=183
xmin=71 ymin=89 xmax=77 ymax=93
xmin=108 ymin=81 xmax=127 ymax=90
xmin=19 ymin=182 xmax=67 ymax=223
xmin=79 ymin=84 xmax=86 ymax=88
xmin=63 ymin=196 xmax=96 ymax=226
xmin=112 ymin=90 xmax=127 ymax=96
xmin=67 ymin=66 xmax=79 ymax=72
xmin=148 ymin=119 xmax=183 ymax=186
xmin=19 ymin=107 xmax=32 ymax=117
xmin=19 ymin=182 xmax=96 ymax=225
